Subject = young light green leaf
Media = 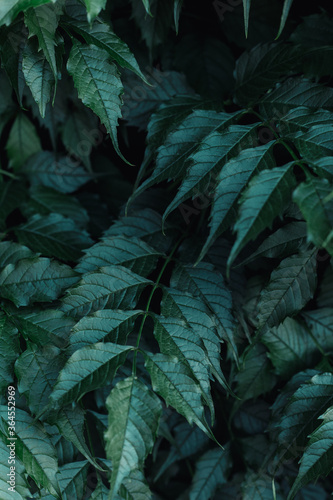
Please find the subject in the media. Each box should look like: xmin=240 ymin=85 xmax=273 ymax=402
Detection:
xmin=105 ymin=376 xmax=162 ymax=499
xmin=60 ymin=265 xmax=150 ymax=318
xmin=0 ymin=257 xmax=79 ymax=307
xmin=144 ymin=352 xmax=213 ymax=438
xmin=82 ymin=0 xmax=107 ymax=22
xmin=189 ymin=446 xmax=231 ymax=500
xmin=68 ymin=309 xmax=142 ymax=353
xmin=288 ymin=406 xmax=333 ymax=499
xmin=0 ymin=406 xmax=60 ymax=496
xmin=24 ymin=4 xmax=59 ymax=78
xmin=257 ymin=249 xmax=317 ymax=331
xmin=200 ymin=142 xmax=276 ymax=260
xmin=67 ymin=40 xmax=125 ymax=162
xmin=48 ymin=343 xmax=133 ymax=411
xmin=6 ymin=113 xmax=41 ymax=170
xmin=227 ymin=163 xmax=296 ymax=272
xmin=15 ymin=213 xmax=94 ymax=261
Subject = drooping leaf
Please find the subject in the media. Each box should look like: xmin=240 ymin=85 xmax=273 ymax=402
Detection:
xmin=67 ymin=40 xmax=125 ymax=162
xmin=242 ymin=0 xmax=251 ymax=38
xmin=227 ymin=163 xmax=297 ymax=272
xmin=200 ymin=142 xmax=276 ymax=260
xmin=288 ymin=406 xmax=333 ymax=499
xmin=60 ymin=265 xmax=150 ymax=318
xmin=170 ymin=262 xmax=237 ymax=362
xmin=15 ymin=213 xmax=93 ymax=261
xmin=276 ymin=0 xmax=294 ymax=39
xmin=105 ymin=376 xmax=162 ymax=499
xmin=63 ymin=17 xmax=147 ymax=82
xmin=47 ymin=343 xmax=133 ymax=411
xmin=0 ymin=257 xmax=79 ymax=307
xmin=24 ymin=4 xmax=59 ymax=78
xmin=0 ymin=406 xmax=60 ymax=496
xmin=257 ymin=249 xmax=318 ymax=331
xmin=144 ymin=352 xmax=213 ymax=438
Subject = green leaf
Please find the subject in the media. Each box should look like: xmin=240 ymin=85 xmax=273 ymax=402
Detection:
xmin=293 ymin=176 xmax=333 ymax=251
xmin=23 ymin=151 xmax=93 ymax=193
xmin=0 ymin=241 xmax=35 ymax=269
xmin=27 ymin=185 xmax=89 ymax=228
xmin=293 ymin=124 xmax=333 ymax=161
xmin=153 ymin=316 xmax=215 ymax=419
xmin=22 ymin=37 xmax=55 ymax=118
xmin=48 ymin=343 xmax=133 ymax=411
xmin=0 ymin=0 xmax=56 ymax=27
xmin=277 ymin=107 xmax=333 ymax=136
xmin=24 ymin=4 xmax=59 ymax=78
xmin=11 ymin=308 xmax=75 ymax=347
xmin=132 ymin=110 xmax=241 ymax=201
xmin=277 ymin=373 xmax=333 ymax=461
xmin=15 ymin=213 xmax=93 ymax=261
xmin=288 ymin=406 xmax=333 ymax=499
xmin=15 ymin=343 xmax=64 ymax=415
xmin=242 ymin=0 xmax=251 ymax=37
xmin=241 ymin=471 xmax=283 ymax=499
xmin=238 ymin=221 xmax=308 ymax=266
xmin=261 ymin=317 xmax=318 ymax=379
xmin=0 ymin=257 xmax=79 ymax=307
xmin=170 ymin=262 xmax=237 ymax=362
xmin=234 ymin=43 xmax=300 ymax=104
xmin=276 ymin=0 xmax=293 ymax=38
xmin=0 ymin=406 xmax=60 ymax=496
xmin=0 ymin=312 xmax=20 ymax=392
xmin=163 ymin=123 xmax=260 ymax=224
xmin=302 ymin=308 xmax=333 ymax=354
xmin=119 ymin=469 xmax=152 ymax=500
xmin=76 ymin=235 xmax=160 ymax=275
xmin=311 ymin=156 xmax=333 ymax=182
xmin=227 ymin=163 xmax=297 ymax=272
xmin=82 ymin=0 xmax=107 ymax=22
xmin=68 ymin=309 xmax=142 ymax=353
xmin=63 ymin=17 xmax=147 ymax=82
xmin=161 ymin=287 xmax=229 ymax=390
xmin=67 ymin=40 xmax=125 ymax=162
xmin=236 ymin=343 xmax=277 ymax=401
xmin=144 ymin=352 xmax=213 ymax=438
xmin=257 ymin=249 xmax=318 ymax=331
xmin=60 ymin=265 xmax=150 ymax=318
xmin=105 ymin=376 xmax=162 ymax=499
xmin=0 ymin=439 xmax=30 ymax=499
xmin=200 ymin=142 xmax=276 ymax=260
xmin=55 ymin=460 xmax=89 ymax=500
xmin=189 ymin=446 xmax=231 ymax=500
xmin=260 ymin=78 xmax=333 ymax=117
xmin=6 ymin=113 xmax=41 ymax=170
xmin=173 ymin=0 xmax=183 ymax=33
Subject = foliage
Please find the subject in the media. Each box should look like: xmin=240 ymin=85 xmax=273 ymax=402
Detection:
xmin=0 ymin=0 xmax=333 ymax=499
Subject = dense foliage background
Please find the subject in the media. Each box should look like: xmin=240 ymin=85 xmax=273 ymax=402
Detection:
xmin=0 ymin=0 xmax=333 ymax=498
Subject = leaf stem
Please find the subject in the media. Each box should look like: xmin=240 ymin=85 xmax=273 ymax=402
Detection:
xmin=132 ymin=237 xmax=183 ymax=375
